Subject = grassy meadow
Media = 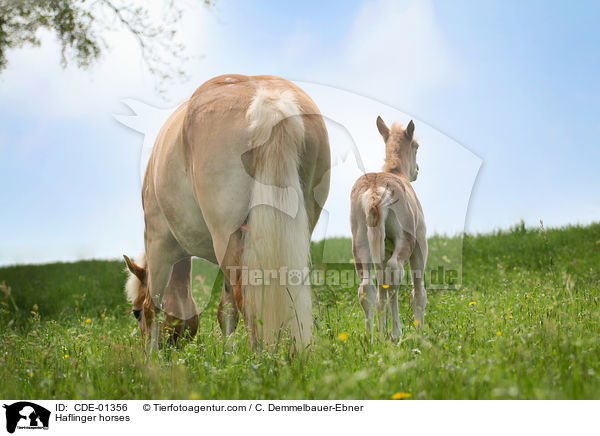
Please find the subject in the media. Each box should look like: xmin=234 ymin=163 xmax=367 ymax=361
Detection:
xmin=1 ymin=222 xmax=599 ymax=399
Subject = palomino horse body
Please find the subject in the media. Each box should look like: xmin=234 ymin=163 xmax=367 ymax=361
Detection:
xmin=124 ymin=74 xmax=330 ymax=351
xmin=350 ymin=117 xmax=427 ymax=342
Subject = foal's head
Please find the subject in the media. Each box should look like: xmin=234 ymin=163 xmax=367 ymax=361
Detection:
xmin=123 ymin=254 xmax=153 ymax=340
xmin=377 ymin=116 xmax=420 ymax=181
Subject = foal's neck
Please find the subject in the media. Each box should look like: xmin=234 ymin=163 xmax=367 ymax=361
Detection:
xmin=382 ymin=151 xmax=409 ymax=178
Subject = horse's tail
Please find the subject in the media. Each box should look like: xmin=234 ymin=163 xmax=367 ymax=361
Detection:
xmin=364 ymin=187 xmax=390 ymax=282
xmin=242 ymin=87 xmax=311 ymax=350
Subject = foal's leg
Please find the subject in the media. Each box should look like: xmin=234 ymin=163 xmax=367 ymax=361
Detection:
xmin=386 ymin=236 xmax=411 ymax=341
xmin=353 ymin=231 xmax=376 ymax=343
xmin=372 ymin=235 xmax=388 ymax=342
xmin=409 ymin=238 xmax=428 ymax=328
xmin=376 ymin=284 xmax=389 ymax=342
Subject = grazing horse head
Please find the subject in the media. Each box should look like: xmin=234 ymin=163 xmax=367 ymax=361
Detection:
xmin=123 ymin=254 xmax=199 ymax=348
xmin=378 ymin=116 xmax=420 ymax=182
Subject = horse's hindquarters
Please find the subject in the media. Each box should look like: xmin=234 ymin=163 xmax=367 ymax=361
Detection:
xmin=143 ymin=75 xmax=330 ymax=350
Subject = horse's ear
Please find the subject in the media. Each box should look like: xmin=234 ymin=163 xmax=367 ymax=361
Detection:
xmin=405 ymin=120 xmax=415 ymax=140
xmin=376 ymin=116 xmax=390 ymax=143
xmin=123 ymin=254 xmax=146 ymax=283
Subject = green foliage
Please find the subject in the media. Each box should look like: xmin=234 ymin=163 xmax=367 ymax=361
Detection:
xmin=1 ymin=223 xmax=599 ymax=399
xmin=1 ymin=0 xmax=94 ymax=71
xmin=0 ymin=0 xmax=214 ymax=91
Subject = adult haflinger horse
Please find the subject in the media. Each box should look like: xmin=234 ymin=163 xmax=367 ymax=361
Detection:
xmin=350 ymin=116 xmax=427 ymax=342
xmin=124 ymin=74 xmax=330 ymax=352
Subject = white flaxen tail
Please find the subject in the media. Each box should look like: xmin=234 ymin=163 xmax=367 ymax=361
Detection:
xmin=243 ymin=87 xmax=311 ymax=350
xmin=363 ymin=187 xmax=391 ymax=284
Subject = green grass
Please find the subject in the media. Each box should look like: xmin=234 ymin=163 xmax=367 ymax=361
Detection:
xmin=1 ymin=222 xmax=599 ymax=399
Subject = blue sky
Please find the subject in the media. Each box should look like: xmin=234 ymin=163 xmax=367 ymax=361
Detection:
xmin=0 ymin=0 xmax=598 ymax=264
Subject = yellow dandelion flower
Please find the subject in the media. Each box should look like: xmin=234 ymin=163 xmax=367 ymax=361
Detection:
xmin=392 ymin=392 xmax=411 ymax=400
xmin=28 ymin=372 xmax=34 ymax=377
xmin=509 ymin=315 xmax=513 ymax=319
xmin=496 ymin=331 xmax=502 ymax=336
xmin=85 ymin=318 xmax=91 ymax=323
xmin=413 ymin=320 xmax=420 ymax=326
xmin=189 ymin=392 xmax=200 ymax=400
xmin=338 ymin=332 xmax=349 ymax=342
xmin=382 ymin=285 xmax=390 ymax=289
xmin=469 ymin=301 xmax=477 ymax=306
xmin=64 ymin=354 xmax=69 ymax=358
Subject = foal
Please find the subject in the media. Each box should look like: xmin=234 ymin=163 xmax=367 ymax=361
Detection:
xmin=350 ymin=116 xmax=427 ymax=342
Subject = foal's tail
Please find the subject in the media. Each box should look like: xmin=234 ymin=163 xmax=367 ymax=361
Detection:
xmin=242 ymin=87 xmax=311 ymax=350
xmin=364 ymin=187 xmax=391 ymax=281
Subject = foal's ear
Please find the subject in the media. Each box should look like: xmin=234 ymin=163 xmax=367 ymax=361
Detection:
xmin=405 ymin=120 xmax=415 ymax=140
xmin=123 ymin=254 xmax=146 ymax=283
xmin=376 ymin=116 xmax=390 ymax=143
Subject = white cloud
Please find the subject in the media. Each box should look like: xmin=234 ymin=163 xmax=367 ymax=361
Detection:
xmin=316 ymin=0 xmax=462 ymax=110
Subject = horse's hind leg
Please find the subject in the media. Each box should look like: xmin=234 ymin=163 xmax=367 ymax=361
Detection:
xmin=216 ymin=228 xmax=243 ymax=337
xmin=359 ymin=278 xmax=377 ymax=343
xmin=218 ymin=280 xmax=240 ymax=336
